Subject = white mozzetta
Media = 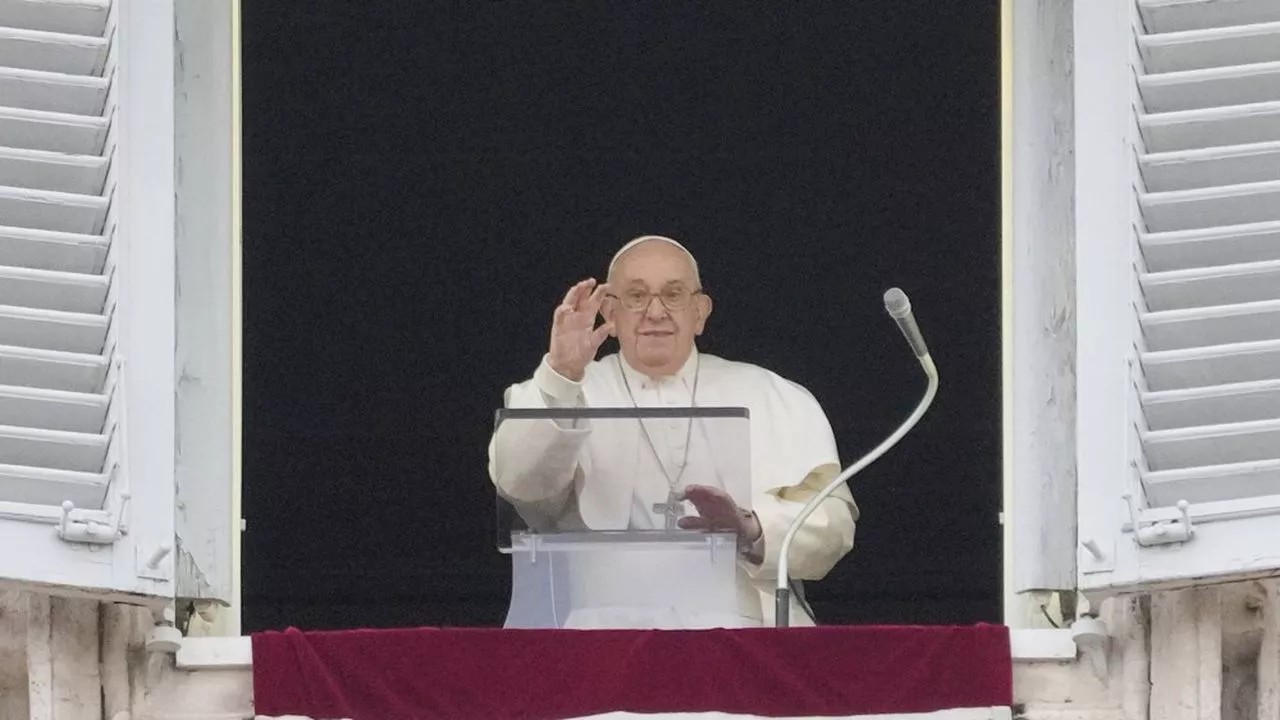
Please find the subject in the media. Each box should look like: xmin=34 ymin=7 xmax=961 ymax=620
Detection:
xmin=1078 ymin=0 xmax=1280 ymax=594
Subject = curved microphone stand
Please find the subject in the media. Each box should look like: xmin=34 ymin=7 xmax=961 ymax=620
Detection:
xmin=773 ymin=288 xmax=939 ymax=627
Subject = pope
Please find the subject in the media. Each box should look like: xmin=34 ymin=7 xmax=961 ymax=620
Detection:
xmin=487 ymin=234 xmax=858 ymax=627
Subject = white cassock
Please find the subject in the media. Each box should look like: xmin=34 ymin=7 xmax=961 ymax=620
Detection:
xmin=487 ymin=348 xmax=859 ymax=628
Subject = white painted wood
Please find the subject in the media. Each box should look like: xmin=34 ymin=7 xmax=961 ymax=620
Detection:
xmin=0 ymin=343 xmax=107 ymax=392
xmin=1141 ymin=181 xmax=1280 ymax=233
xmin=1142 ymin=221 xmax=1280 ymax=273
xmin=1138 ymin=0 xmax=1280 ymax=35
xmin=1143 ymin=338 xmax=1280 ymax=394
xmin=1006 ymin=0 xmax=1078 ymax=601
xmin=1140 ymin=141 xmax=1280 ymax=193
xmin=1141 ymin=300 xmax=1280 ymax=353
xmin=0 ymin=384 xmax=107 ymax=432
xmin=1140 ymin=61 xmax=1280 ymax=114
xmin=0 ymin=66 xmax=107 ymax=115
xmin=0 ymin=265 xmax=107 ymax=314
xmin=1141 ymin=259 xmax=1280 ymax=312
xmin=0 ymin=106 xmax=107 ymax=154
xmin=0 ymin=463 xmax=107 ymax=507
xmin=0 ymin=1 xmax=110 ymax=37
xmin=0 ymin=145 xmax=108 ymax=194
xmin=1144 ymin=460 xmax=1280 ymax=506
xmin=1144 ymin=417 xmax=1280 ymax=469
xmin=1139 ymin=21 xmax=1280 ymax=74
xmin=0 ymin=185 xmax=107 ymax=234
xmin=99 ymin=0 xmax=179 ymax=600
xmin=0 ymin=25 xmax=106 ymax=75
xmin=0 ymin=304 xmax=108 ymax=354
xmin=1073 ymin=0 xmax=1141 ymax=594
xmin=171 ymin=0 xmax=239 ymax=611
xmin=1141 ymin=101 xmax=1280 ymax=153
xmin=0 ymin=0 xmax=178 ymax=604
xmin=0 ymin=226 xmax=107 ymax=273
xmin=0 ymin=424 xmax=106 ymax=472
xmin=1142 ymin=380 xmax=1280 ymax=431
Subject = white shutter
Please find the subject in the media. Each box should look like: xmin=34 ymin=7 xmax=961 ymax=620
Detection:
xmin=0 ymin=0 xmax=181 ymax=602
xmin=1076 ymin=0 xmax=1280 ymax=595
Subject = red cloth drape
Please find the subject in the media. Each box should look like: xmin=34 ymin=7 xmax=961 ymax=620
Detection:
xmin=252 ymin=624 xmax=1013 ymax=720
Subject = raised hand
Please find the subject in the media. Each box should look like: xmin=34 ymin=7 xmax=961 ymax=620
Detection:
xmin=548 ymin=278 xmax=614 ymax=381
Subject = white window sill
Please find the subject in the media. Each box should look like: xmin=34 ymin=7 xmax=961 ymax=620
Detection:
xmin=174 ymin=628 xmax=1078 ymax=671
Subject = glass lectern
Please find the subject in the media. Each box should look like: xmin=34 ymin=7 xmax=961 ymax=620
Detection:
xmin=491 ymin=406 xmax=752 ymax=629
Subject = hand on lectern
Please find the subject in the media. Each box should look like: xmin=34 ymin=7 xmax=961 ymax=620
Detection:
xmin=548 ymin=278 xmax=615 ymax=381
xmin=677 ymin=485 xmax=762 ymax=543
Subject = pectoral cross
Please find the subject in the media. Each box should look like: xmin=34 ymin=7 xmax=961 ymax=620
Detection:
xmin=653 ymin=490 xmax=686 ymax=531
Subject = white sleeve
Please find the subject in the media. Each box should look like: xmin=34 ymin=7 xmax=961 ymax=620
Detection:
xmin=738 ymin=380 xmax=858 ymax=581
xmin=486 ymin=355 xmax=592 ymax=504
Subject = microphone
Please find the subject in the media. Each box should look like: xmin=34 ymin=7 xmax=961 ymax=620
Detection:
xmin=774 ymin=288 xmax=939 ymax=627
xmin=884 ymin=287 xmax=930 ymax=359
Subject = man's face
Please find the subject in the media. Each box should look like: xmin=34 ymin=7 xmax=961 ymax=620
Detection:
xmin=604 ymin=241 xmax=712 ymax=377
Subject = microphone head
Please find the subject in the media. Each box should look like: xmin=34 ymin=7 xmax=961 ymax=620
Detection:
xmin=883 ymin=287 xmax=911 ymax=318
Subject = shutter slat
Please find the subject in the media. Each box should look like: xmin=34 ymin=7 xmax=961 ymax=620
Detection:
xmin=0 ymin=384 xmax=106 ymax=433
xmin=1143 ymin=417 xmax=1280 ymax=470
xmin=0 ymin=1 xmax=110 ymax=37
xmin=0 ymin=145 xmax=107 ymax=194
xmin=0 ymin=185 xmax=107 ymax=234
xmin=1143 ymin=339 xmax=1280 ymax=391
xmin=0 ymin=343 xmax=106 ymax=393
xmin=0 ymin=462 xmax=106 ymax=507
xmin=1133 ymin=0 xmax=1280 ymax=509
xmin=1139 ymin=0 xmax=1280 ymax=35
xmin=1140 ymin=21 xmax=1280 ymax=74
xmin=1140 ymin=140 xmax=1280 ymax=192
xmin=0 ymin=424 xmax=106 ymax=473
xmin=1141 ymin=300 xmax=1280 ymax=352
xmin=0 ymin=66 xmax=107 ymax=115
xmin=0 ymin=304 xmax=106 ymax=354
xmin=1143 ymin=459 xmax=1280 ymax=505
xmin=1140 ymin=180 xmax=1280 ymax=232
xmin=1139 ymin=61 xmax=1280 ymax=113
xmin=0 ymin=265 xmax=107 ymax=314
xmin=0 ymin=26 xmax=107 ymax=75
xmin=1142 ymin=378 xmax=1280 ymax=430
xmin=1140 ymin=100 xmax=1280 ymax=153
xmin=0 ymin=106 xmax=107 ymax=154
xmin=1141 ymin=221 xmax=1280 ymax=272
xmin=1141 ymin=259 xmax=1280 ymax=311
xmin=0 ymin=2 xmax=115 ymax=518
xmin=0 ymin=225 xmax=107 ymax=273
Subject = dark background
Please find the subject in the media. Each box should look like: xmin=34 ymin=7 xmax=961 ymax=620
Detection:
xmin=241 ymin=2 xmax=1003 ymax=630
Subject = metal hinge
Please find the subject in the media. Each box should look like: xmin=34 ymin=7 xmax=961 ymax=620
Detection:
xmin=1123 ymin=494 xmax=1194 ymax=547
xmin=56 ymin=494 xmax=130 ymax=546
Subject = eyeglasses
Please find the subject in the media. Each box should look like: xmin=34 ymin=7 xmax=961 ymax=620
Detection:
xmin=607 ymin=286 xmax=704 ymax=312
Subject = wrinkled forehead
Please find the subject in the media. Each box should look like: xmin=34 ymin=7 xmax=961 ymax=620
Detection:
xmin=607 ymin=236 xmax=702 ymax=287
